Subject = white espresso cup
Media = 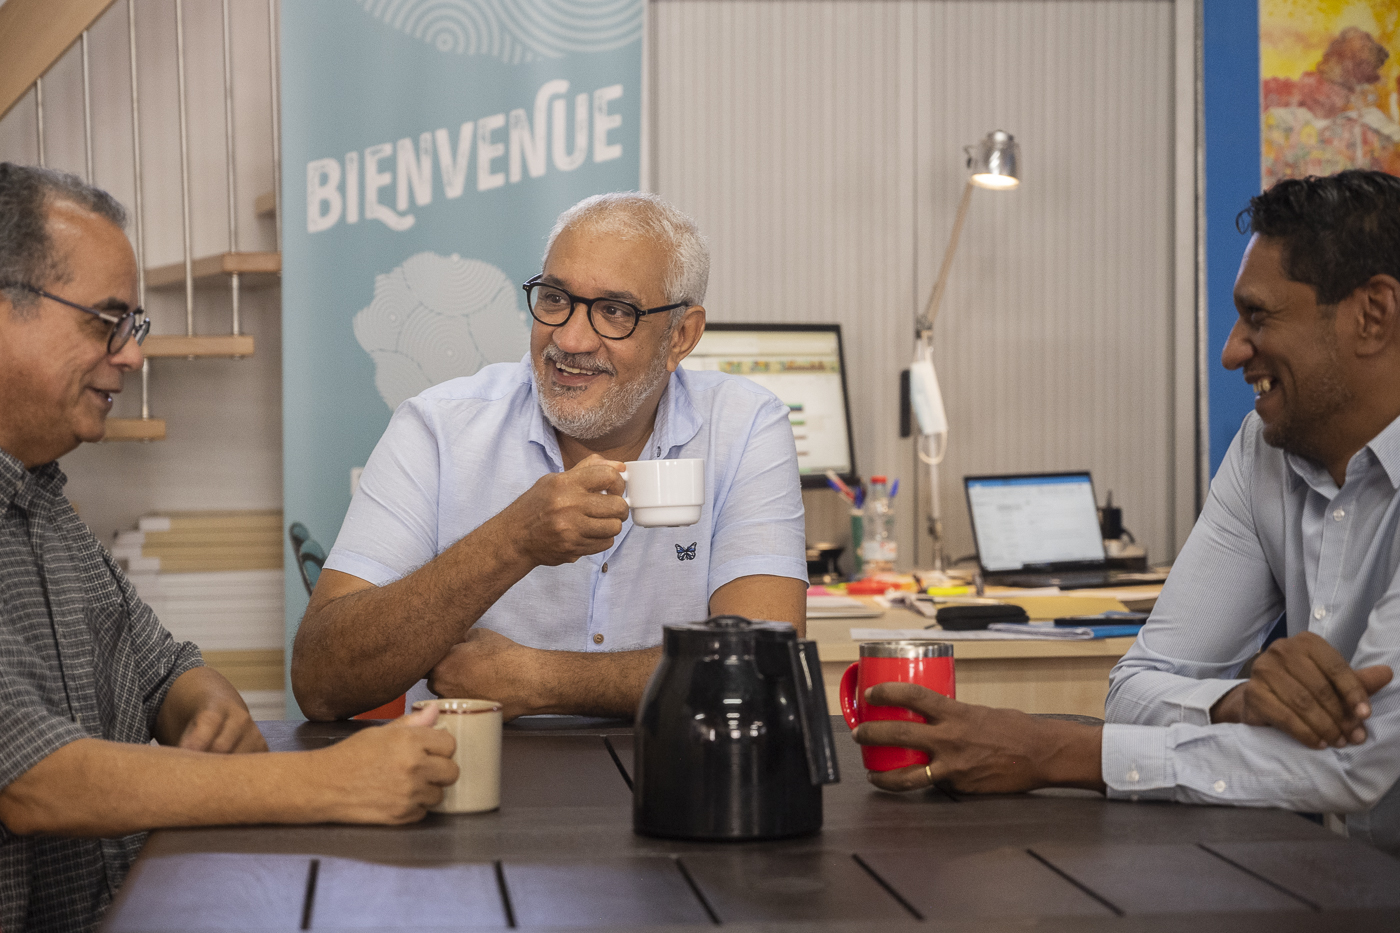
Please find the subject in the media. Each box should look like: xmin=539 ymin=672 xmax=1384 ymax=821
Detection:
xmin=412 ymin=698 xmax=503 ymax=813
xmin=620 ymin=458 xmax=705 ymax=527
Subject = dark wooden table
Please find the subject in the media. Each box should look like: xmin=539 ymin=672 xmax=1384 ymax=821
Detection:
xmin=103 ymin=717 xmax=1400 ymax=931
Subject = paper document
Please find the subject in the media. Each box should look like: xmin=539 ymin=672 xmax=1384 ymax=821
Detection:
xmin=807 ymin=595 xmax=885 ymax=619
xmin=850 ymin=627 xmax=1091 ymax=642
xmin=987 ymin=623 xmax=1095 ymax=639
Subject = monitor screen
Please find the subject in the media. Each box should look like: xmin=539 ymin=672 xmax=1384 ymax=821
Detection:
xmin=686 ymin=324 xmax=856 ymax=486
xmin=965 ymin=473 xmax=1105 ymax=572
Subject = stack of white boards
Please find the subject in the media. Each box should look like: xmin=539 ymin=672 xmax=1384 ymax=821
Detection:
xmin=114 ymin=510 xmax=285 ymax=720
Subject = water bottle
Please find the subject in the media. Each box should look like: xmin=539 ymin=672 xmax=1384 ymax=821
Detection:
xmin=861 ymin=475 xmax=897 ymax=573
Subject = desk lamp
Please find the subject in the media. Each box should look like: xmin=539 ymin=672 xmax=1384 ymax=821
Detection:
xmin=911 ymin=130 xmax=1020 ymax=579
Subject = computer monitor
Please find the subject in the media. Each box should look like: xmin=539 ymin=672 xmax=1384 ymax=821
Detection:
xmin=686 ymin=323 xmax=857 ymax=489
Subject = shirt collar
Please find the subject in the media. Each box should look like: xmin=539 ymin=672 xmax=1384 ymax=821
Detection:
xmin=1365 ymin=412 xmax=1400 ymax=490
xmin=647 ymin=366 xmax=702 ymax=459
xmin=523 ymin=356 xmax=703 ymax=466
xmin=1285 ymin=412 xmax=1400 ymax=497
xmin=522 ymin=356 xmax=566 ymax=470
xmin=0 ymin=448 xmax=67 ymax=513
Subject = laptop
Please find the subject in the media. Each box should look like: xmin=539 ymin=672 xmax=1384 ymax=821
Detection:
xmin=964 ymin=472 xmax=1166 ymax=590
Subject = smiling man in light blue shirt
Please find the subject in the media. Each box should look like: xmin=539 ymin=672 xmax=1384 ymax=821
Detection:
xmin=291 ymin=193 xmax=807 ymax=721
xmin=853 ymin=170 xmax=1400 ymax=854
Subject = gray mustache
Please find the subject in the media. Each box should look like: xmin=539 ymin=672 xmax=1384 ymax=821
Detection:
xmin=543 ymin=344 xmax=616 ymax=376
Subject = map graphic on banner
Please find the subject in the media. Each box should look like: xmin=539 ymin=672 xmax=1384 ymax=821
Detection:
xmin=280 ymin=0 xmax=643 ymax=716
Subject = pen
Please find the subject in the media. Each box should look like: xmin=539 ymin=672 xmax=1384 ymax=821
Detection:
xmin=825 ymin=476 xmax=854 ymax=503
xmin=825 ymin=469 xmax=856 ymax=502
xmin=888 ymin=479 xmax=899 ymax=500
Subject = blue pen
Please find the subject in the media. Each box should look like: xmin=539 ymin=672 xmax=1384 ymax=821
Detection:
xmin=888 ymin=479 xmax=899 ymax=500
xmin=855 ymin=486 xmax=864 ymax=509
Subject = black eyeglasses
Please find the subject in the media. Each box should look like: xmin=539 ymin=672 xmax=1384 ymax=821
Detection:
xmin=1 ymin=282 xmax=150 ymax=354
xmin=522 ymin=276 xmax=686 ymax=340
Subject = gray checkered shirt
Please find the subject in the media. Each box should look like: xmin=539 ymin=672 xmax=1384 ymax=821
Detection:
xmin=0 ymin=451 xmax=202 ymax=933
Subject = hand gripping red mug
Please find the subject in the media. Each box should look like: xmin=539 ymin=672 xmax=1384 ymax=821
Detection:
xmin=839 ymin=641 xmax=955 ymax=771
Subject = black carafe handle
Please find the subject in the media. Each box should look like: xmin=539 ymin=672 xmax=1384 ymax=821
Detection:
xmin=789 ymin=639 xmax=840 ymax=786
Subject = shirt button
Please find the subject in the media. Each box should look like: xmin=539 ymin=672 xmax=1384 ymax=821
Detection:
xmin=1213 ymin=780 xmax=1227 ymax=793
xmin=601 ymin=562 xmax=608 ymax=573
xmin=1333 ymin=508 xmax=1345 ymax=521
xmin=1314 ymin=606 xmax=1327 ymax=620
xmin=1126 ymin=769 xmax=1140 ymax=783
xmin=592 ymin=633 xmax=604 ymax=645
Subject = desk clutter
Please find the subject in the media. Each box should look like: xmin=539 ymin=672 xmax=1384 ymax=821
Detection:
xmin=113 ymin=509 xmax=285 ymax=720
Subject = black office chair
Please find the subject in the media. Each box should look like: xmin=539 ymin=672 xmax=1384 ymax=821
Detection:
xmin=288 ymin=522 xmax=326 ymax=597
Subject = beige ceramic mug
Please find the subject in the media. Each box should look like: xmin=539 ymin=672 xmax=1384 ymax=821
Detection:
xmin=411 ymin=698 xmax=503 ymax=813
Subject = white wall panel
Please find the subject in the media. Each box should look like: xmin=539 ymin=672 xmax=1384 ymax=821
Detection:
xmin=651 ymin=0 xmax=920 ymax=556
xmin=651 ymin=0 xmax=1181 ymax=568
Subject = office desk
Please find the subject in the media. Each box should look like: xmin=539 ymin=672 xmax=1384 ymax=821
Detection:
xmin=810 ymin=586 xmax=1163 ymax=718
xmin=103 ymin=718 xmax=1400 ymax=931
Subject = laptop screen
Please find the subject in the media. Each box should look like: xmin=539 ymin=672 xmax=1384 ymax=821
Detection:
xmin=965 ymin=473 xmax=1106 ymax=572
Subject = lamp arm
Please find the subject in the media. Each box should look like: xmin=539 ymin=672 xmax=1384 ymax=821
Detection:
xmin=919 ymin=178 xmax=975 ymax=334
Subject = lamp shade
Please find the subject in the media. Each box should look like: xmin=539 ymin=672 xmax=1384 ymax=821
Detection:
xmin=966 ymin=130 xmax=1020 ymax=189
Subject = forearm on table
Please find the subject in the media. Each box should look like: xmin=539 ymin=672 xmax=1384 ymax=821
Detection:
xmin=530 ymin=647 xmax=663 ymax=718
xmin=1034 ymin=721 xmax=1107 ymax=792
xmin=293 ymin=517 xmax=536 ymax=718
xmin=153 ymin=667 xmax=248 ymax=745
xmin=0 ymin=738 xmax=327 ymax=837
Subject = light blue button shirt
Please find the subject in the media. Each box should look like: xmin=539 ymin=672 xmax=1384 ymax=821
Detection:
xmin=1104 ymin=411 xmax=1400 ymax=853
xmin=325 ymin=356 xmax=807 ymax=700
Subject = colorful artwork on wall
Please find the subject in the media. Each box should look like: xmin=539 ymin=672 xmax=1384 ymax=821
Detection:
xmin=1260 ymin=0 xmax=1400 ymax=185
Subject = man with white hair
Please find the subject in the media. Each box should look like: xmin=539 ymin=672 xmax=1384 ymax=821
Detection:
xmin=293 ymin=192 xmax=808 ymax=721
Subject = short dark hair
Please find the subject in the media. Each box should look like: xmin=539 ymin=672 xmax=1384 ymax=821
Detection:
xmin=0 ymin=162 xmax=128 ymax=316
xmin=1238 ymin=170 xmax=1400 ymax=305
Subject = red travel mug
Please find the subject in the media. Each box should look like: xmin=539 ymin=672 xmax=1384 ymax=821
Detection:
xmin=839 ymin=641 xmax=955 ymax=771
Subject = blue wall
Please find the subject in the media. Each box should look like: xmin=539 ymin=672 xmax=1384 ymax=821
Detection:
xmin=1203 ymin=0 xmax=1261 ymax=475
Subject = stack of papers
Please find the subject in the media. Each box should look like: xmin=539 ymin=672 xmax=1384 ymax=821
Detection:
xmin=126 ymin=568 xmax=284 ymax=651
xmin=114 ymin=510 xmax=288 ymax=717
xmin=112 ymin=509 xmax=284 ymax=573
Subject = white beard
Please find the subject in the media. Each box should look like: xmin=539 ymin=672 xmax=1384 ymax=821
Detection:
xmin=531 ymin=343 xmax=671 ymax=442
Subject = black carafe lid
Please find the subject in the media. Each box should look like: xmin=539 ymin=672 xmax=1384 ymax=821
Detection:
xmin=661 ymin=614 xmax=796 ymax=656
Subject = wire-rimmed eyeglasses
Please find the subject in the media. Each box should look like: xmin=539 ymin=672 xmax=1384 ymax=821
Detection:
xmin=522 ymin=275 xmax=686 ymax=340
xmin=1 ymin=282 xmax=150 ymax=354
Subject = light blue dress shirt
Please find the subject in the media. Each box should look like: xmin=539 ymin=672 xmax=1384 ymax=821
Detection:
xmin=325 ymin=356 xmax=807 ymax=704
xmin=1104 ymin=411 xmax=1400 ymax=853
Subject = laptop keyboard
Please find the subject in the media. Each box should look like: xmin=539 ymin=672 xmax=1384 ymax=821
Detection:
xmin=992 ymin=570 xmax=1119 ymax=590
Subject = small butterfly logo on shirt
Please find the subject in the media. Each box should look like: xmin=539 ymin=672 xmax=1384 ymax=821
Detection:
xmin=676 ymin=542 xmax=697 ymax=561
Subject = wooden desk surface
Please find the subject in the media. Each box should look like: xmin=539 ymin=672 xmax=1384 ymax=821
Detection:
xmin=808 ymin=610 xmax=1140 ymax=663
xmin=808 ymin=583 xmax=1162 ymax=662
xmin=102 ymin=718 xmax=1400 ymax=931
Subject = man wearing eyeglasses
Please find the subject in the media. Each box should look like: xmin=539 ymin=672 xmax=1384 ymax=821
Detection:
xmin=0 ymin=164 xmax=465 ymax=933
xmin=292 ymin=192 xmax=808 ymax=721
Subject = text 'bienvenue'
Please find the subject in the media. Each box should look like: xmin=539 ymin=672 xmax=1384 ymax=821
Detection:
xmin=306 ymin=80 xmax=625 ymax=235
